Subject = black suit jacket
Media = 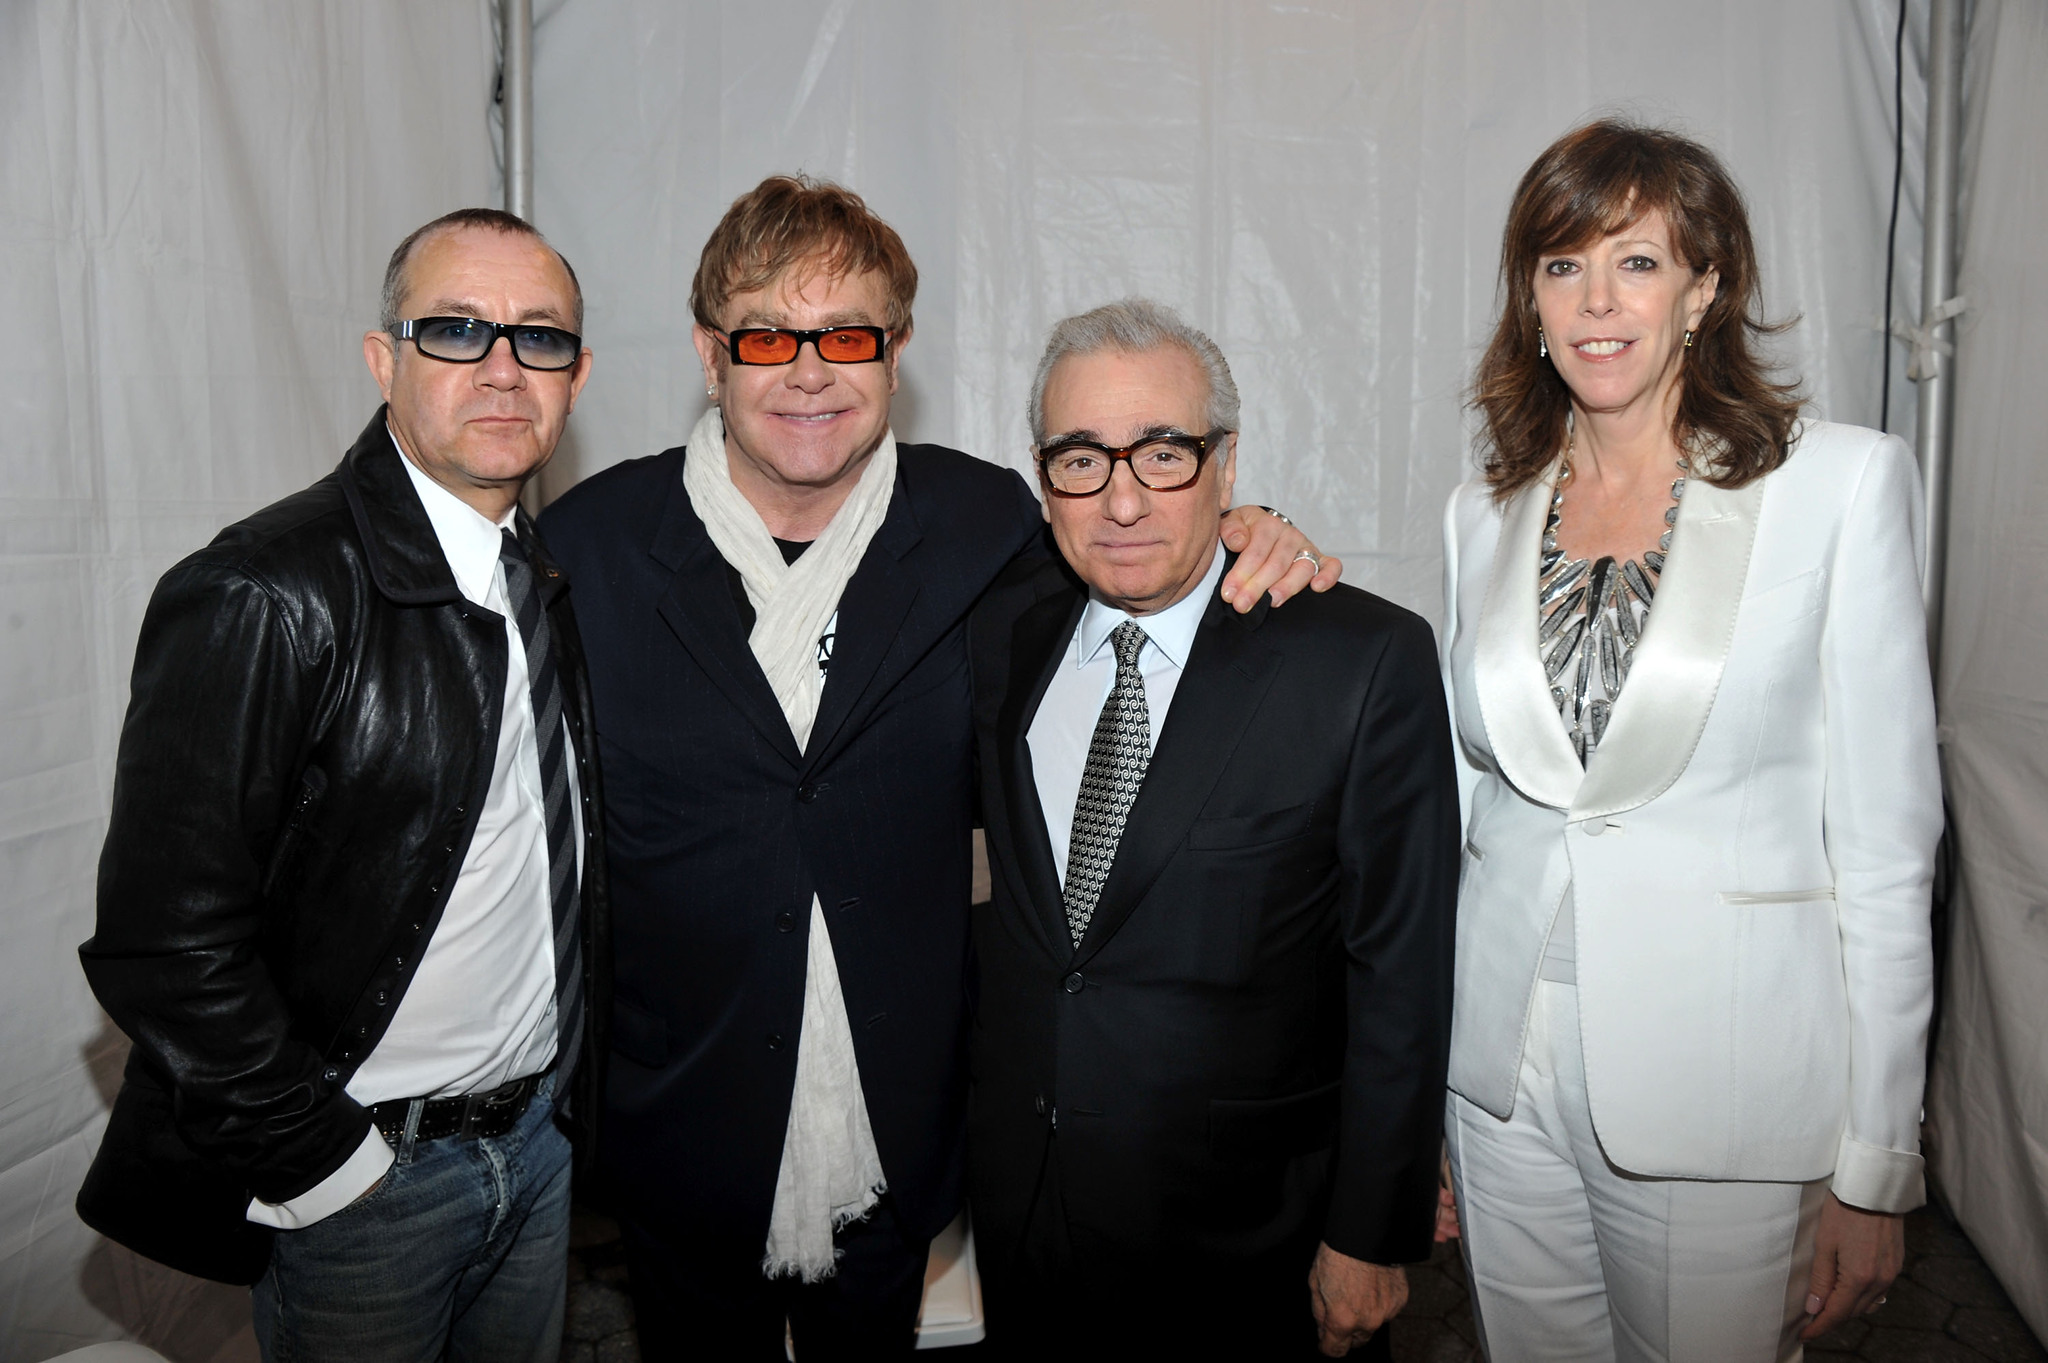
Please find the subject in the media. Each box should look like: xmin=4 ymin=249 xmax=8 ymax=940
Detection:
xmin=965 ymin=550 xmax=1458 ymax=1290
xmin=538 ymin=441 xmax=1043 ymax=1265
xmin=78 ymin=410 xmax=610 ymax=1284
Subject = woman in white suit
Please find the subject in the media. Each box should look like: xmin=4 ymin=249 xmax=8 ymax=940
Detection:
xmin=1440 ymin=120 xmax=1940 ymax=1361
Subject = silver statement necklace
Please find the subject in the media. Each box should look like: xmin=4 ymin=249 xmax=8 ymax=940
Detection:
xmin=1538 ymin=450 xmax=1689 ymax=764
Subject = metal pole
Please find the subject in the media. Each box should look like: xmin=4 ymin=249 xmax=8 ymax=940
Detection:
xmin=501 ymin=0 xmax=534 ymax=222
xmin=1916 ymin=0 xmax=1965 ymax=676
xmin=500 ymin=0 xmax=543 ymax=512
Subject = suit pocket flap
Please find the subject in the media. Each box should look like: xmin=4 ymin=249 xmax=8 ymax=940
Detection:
xmin=1716 ymin=887 xmax=1836 ymax=906
xmin=1188 ymin=802 xmax=1315 ymax=850
xmin=1208 ymin=1080 xmax=1340 ymax=1162
xmin=611 ymin=995 xmax=669 ymax=1068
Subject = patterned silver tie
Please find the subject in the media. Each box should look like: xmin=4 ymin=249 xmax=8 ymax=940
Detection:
xmin=1062 ymin=621 xmax=1152 ymax=946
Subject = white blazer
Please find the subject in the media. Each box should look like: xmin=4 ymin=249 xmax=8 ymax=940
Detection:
xmin=1441 ymin=420 xmax=1939 ymax=1214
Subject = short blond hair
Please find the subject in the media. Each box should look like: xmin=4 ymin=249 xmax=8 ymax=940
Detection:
xmin=691 ymin=175 xmax=918 ymax=334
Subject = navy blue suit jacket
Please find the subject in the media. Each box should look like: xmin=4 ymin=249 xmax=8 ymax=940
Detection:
xmin=540 ymin=441 xmax=1041 ymax=1264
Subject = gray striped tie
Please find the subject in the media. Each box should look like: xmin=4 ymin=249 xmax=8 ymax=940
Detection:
xmin=500 ymin=530 xmax=583 ymax=1101
xmin=1062 ymin=621 xmax=1151 ymax=946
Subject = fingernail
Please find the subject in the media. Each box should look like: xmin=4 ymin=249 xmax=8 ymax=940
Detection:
xmin=1220 ymin=586 xmax=1234 ymax=602
xmin=1805 ymin=1294 xmax=1823 ymax=1315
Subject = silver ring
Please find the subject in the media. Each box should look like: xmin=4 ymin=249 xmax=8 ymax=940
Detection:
xmin=1293 ymin=548 xmax=1322 ymax=569
xmin=1259 ymin=506 xmax=1295 ymax=527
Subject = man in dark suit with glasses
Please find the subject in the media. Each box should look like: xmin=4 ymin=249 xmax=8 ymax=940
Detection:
xmin=965 ymin=299 xmax=1459 ymax=1358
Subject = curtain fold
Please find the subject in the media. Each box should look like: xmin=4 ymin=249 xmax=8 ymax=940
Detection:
xmin=1926 ymin=0 xmax=2048 ymax=1339
xmin=0 ymin=3 xmax=493 ymax=1356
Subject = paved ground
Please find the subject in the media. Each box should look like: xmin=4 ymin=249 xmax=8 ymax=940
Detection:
xmin=562 ymin=1200 xmax=2042 ymax=1362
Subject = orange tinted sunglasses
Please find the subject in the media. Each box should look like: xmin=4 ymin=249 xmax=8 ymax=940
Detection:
xmin=713 ymin=326 xmax=889 ymax=366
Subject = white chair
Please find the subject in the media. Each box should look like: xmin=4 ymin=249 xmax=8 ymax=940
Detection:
xmin=915 ymin=1213 xmax=984 ymax=1349
xmin=786 ymin=1211 xmax=986 ymax=1359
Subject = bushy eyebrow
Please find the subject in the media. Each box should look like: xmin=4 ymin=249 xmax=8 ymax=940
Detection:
xmin=1042 ymin=422 xmax=1193 ymax=446
xmin=733 ymin=308 xmax=879 ymax=329
xmin=418 ymin=297 xmax=575 ymax=327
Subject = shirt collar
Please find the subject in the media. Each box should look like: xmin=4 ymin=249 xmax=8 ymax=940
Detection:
xmin=391 ymin=427 xmax=515 ymax=607
xmin=1075 ymin=544 xmax=1224 ymax=671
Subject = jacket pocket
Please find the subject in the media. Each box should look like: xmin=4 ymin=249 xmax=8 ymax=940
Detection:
xmin=610 ymin=994 xmax=670 ymax=1068
xmin=261 ymin=766 xmax=329 ymax=899
xmin=1716 ymin=887 xmax=1836 ymax=906
xmin=1188 ymin=802 xmax=1315 ymax=851
xmin=1208 ymin=1080 xmax=1340 ymax=1162
xmin=1739 ymin=568 xmax=1824 ymax=628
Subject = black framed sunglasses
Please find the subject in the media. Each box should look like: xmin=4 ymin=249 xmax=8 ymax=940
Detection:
xmin=1036 ymin=428 xmax=1231 ymax=497
xmin=713 ymin=325 xmax=890 ymax=366
xmin=396 ymin=317 xmax=583 ymax=371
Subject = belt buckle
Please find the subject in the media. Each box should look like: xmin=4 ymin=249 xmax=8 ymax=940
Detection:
xmin=460 ymin=1075 xmax=528 ymax=1138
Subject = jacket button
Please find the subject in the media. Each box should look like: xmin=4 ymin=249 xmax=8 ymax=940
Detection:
xmin=323 ymin=1067 xmax=339 ymax=1081
xmin=428 ymin=884 xmax=439 ymax=895
xmin=777 ymin=912 xmax=796 ymax=932
xmin=340 ymin=1051 xmax=352 ymax=1061
xmin=1034 ymin=1094 xmax=1047 ymax=1115
xmin=412 ymin=923 xmax=423 ymax=933
xmin=455 ymin=805 xmax=466 ymax=816
xmin=357 ymin=1025 xmax=368 ymax=1036
xmin=1063 ymin=972 xmax=1085 ymax=994
xmin=376 ymin=991 xmax=389 ymax=1005
xmin=767 ymin=1033 xmax=785 ymax=1052
xmin=395 ymin=957 xmax=405 ymax=968
xmin=797 ymin=784 xmax=817 ymax=803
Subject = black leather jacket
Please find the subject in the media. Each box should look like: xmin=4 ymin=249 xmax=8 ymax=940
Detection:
xmin=76 ymin=410 xmax=609 ymax=1284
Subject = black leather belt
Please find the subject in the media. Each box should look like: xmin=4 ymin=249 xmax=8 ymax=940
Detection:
xmin=369 ymin=1070 xmax=544 ymax=1144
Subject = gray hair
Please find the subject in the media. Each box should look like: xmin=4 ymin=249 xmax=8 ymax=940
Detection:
xmin=1027 ymin=298 xmax=1240 ymax=444
xmin=379 ymin=207 xmax=584 ymax=334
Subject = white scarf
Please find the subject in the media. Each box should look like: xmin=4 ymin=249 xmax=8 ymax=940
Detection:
xmin=681 ymin=407 xmax=896 ymax=1281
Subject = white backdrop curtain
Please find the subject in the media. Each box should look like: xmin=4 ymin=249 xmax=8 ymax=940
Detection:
xmin=4 ymin=1 xmax=1993 ymax=1358
xmin=531 ymin=0 xmax=1923 ymax=618
xmin=0 ymin=3 xmax=493 ymax=1357
xmin=1926 ymin=0 xmax=2048 ymax=1340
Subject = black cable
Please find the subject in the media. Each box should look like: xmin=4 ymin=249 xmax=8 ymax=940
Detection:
xmin=1881 ymin=0 xmax=1910 ymax=433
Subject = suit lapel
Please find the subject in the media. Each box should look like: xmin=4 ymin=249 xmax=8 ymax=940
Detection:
xmin=1074 ymin=590 xmax=1280 ymax=967
xmin=1473 ymin=467 xmax=1585 ymax=810
xmin=1571 ymin=471 xmax=1763 ymax=820
xmin=800 ymin=480 xmax=922 ymax=773
xmin=649 ymin=452 xmax=803 ymax=767
xmin=997 ymin=585 xmax=1086 ymax=955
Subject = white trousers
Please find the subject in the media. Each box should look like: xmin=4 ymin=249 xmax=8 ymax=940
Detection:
xmin=1446 ymin=980 xmax=1828 ymax=1363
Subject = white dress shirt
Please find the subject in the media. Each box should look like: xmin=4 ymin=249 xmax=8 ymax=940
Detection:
xmin=246 ymin=437 xmax=581 ymax=1229
xmin=1029 ymin=546 xmax=1223 ymax=886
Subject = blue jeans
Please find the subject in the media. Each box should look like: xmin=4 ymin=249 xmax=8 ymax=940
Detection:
xmin=252 ymin=1073 xmax=571 ymax=1363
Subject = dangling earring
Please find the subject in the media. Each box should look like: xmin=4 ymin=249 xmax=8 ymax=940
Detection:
xmin=1683 ymin=330 xmax=1694 ymax=349
xmin=1538 ymin=327 xmax=1548 ymax=359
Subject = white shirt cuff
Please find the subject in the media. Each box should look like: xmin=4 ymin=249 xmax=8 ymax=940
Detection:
xmin=1829 ymin=1133 xmax=1925 ymax=1215
xmin=244 ymin=1126 xmax=395 ymax=1229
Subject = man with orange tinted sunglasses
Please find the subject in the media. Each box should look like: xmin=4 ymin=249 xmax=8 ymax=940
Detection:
xmin=540 ymin=175 xmax=1340 ymax=1357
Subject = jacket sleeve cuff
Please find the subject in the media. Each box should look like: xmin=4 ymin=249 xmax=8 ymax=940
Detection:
xmin=1830 ymin=1134 xmax=1925 ymax=1214
xmin=245 ymin=1127 xmax=394 ymax=1229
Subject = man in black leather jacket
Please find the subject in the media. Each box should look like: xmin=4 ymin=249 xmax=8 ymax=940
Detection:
xmin=76 ymin=209 xmax=610 ymax=1363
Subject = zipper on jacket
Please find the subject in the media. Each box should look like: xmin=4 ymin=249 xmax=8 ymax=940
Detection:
xmin=261 ymin=766 xmax=330 ymax=897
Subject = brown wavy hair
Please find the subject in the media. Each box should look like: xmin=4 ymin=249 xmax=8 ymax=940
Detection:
xmin=691 ymin=175 xmax=918 ymax=335
xmin=1470 ymin=119 xmax=1802 ymax=498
